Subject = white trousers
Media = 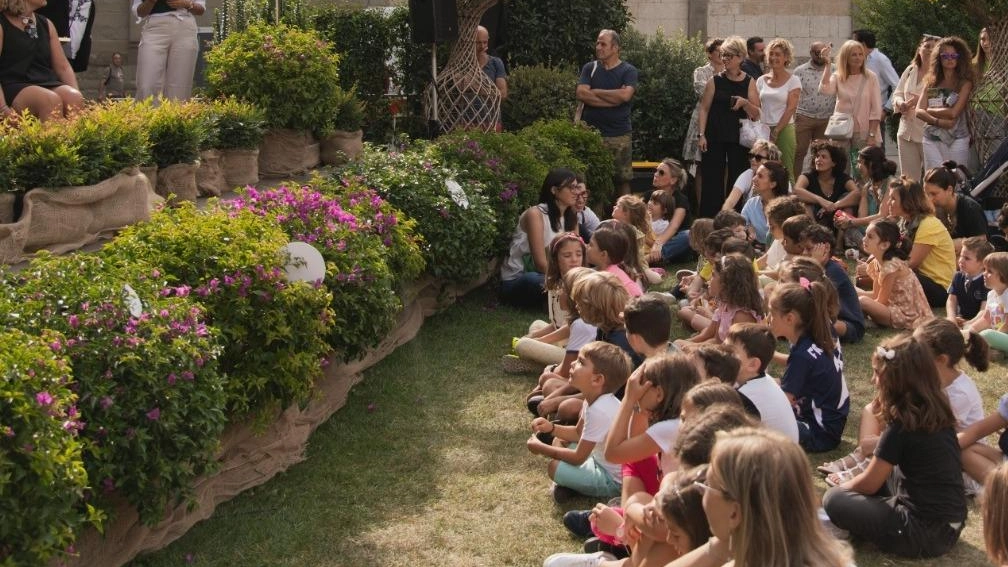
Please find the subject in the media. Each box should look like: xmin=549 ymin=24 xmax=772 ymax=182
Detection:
xmin=923 ymin=136 xmax=970 ymax=172
xmin=135 ymin=16 xmax=198 ymax=102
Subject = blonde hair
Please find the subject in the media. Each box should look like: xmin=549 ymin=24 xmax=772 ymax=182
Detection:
xmin=765 ymin=38 xmax=794 ymax=67
xmin=835 ymin=40 xmax=866 ymax=81
xmin=984 ymin=462 xmax=1008 ymax=566
xmin=0 ymin=0 xmax=30 ymax=14
xmin=711 ymin=427 xmax=853 ymax=567
xmin=571 ymin=270 xmax=629 ymax=332
xmin=616 ymin=194 xmax=656 ymax=247
xmin=751 ymin=139 xmax=782 ymax=161
xmin=720 ymin=36 xmax=747 ymax=60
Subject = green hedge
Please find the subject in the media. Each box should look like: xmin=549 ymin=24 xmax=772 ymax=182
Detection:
xmin=519 ymin=119 xmax=614 ymax=208
xmin=503 ymin=1 xmax=631 ymax=68
xmin=502 ymin=64 xmax=578 ymax=132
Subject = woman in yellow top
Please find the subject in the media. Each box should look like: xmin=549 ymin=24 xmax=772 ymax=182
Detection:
xmin=888 ymin=176 xmax=955 ymax=307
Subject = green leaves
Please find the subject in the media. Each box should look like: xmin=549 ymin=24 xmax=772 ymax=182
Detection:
xmin=502 ymin=65 xmax=579 ymax=132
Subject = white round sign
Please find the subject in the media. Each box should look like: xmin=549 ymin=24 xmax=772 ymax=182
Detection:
xmin=281 ymin=241 xmax=326 ymax=283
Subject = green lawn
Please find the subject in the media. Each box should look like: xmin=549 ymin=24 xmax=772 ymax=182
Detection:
xmin=128 ymin=284 xmax=1005 ymax=567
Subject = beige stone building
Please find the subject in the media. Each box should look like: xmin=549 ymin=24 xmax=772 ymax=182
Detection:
xmin=78 ymin=0 xmax=853 ymax=98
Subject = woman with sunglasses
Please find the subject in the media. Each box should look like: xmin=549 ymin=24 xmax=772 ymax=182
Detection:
xmin=891 ymin=35 xmax=936 ymax=182
xmin=668 ymin=427 xmax=852 ymax=567
xmin=720 ymin=139 xmax=781 ymax=212
xmin=697 ymin=36 xmax=761 ymax=219
xmin=915 ymin=36 xmax=975 ymax=171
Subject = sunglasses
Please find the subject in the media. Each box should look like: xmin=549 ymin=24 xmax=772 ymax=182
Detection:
xmin=693 ymin=480 xmax=730 ymax=498
xmin=940 ymin=52 xmax=961 ymax=60
xmin=749 ymin=153 xmax=769 ymax=162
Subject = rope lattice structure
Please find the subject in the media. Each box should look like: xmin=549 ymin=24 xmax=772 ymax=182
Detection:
xmin=968 ymin=19 xmax=1008 ymax=196
xmin=422 ymin=0 xmax=500 ymax=134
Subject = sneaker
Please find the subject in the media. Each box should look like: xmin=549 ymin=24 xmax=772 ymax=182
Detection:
xmin=536 ymin=430 xmax=555 ymax=445
xmin=501 ymin=354 xmax=541 ymax=374
xmin=583 ymin=538 xmax=630 ymax=559
xmin=551 ymin=483 xmax=580 ymax=504
xmin=527 ymin=394 xmax=545 ymax=416
xmin=543 ymin=551 xmax=617 ymax=567
xmin=562 ymin=509 xmax=593 ymax=539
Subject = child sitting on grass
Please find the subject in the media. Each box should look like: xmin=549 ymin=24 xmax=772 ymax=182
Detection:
xmin=671 ymin=218 xmax=714 ymax=302
xmin=675 ymin=253 xmax=763 ymax=351
xmin=527 ymin=341 xmax=631 ymax=501
xmin=947 ymin=236 xmax=992 ymax=327
xmin=724 ymin=323 xmax=799 ymax=442
xmin=768 ymin=280 xmax=850 ymax=452
xmin=964 ymin=251 xmax=1008 ymax=358
xmin=757 ymin=196 xmax=808 ymax=278
xmin=857 ymin=219 xmax=933 ymax=330
xmin=612 ymin=195 xmax=663 ymax=284
xmin=677 ymin=227 xmax=734 ymax=330
xmin=801 ymin=223 xmax=866 ymax=343
xmin=589 ymin=220 xmax=644 ymax=297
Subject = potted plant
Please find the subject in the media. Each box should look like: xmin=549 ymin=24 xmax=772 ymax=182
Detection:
xmin=206 ymin=23 xmax=342 ymax=176
xmin=319 ymin=87 xmax=365 ymax=166
xmin=142 ymin=100 xmax=208 ymax=202
xmin=213 ymin=96 xmax=266 ymax=188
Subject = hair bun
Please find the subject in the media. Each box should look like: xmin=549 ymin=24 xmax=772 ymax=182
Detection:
xmin=942 ymin=160 xmax=958 ymax=171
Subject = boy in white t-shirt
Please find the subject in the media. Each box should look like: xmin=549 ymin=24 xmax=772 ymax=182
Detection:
xmin=725 ymin=323 xmax=800 ymax=442
xmin=528 ymin=341 xmax=631 ymax=500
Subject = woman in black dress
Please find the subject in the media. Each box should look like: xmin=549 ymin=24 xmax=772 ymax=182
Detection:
xmin=0 ymin=0 xmax=82 ymax=121
xmin=696 ymin=35 xmax=761 ymax=219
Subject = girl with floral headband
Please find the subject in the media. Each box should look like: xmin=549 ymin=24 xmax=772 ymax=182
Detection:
xmin=823 ymin=333 xmax=967 ymax=559
xmin=856 ymin=218 xmax=933 ymax=329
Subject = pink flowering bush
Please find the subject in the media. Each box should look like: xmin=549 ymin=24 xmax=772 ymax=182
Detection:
xmin=431 ymin=131 xmax=548 ymax=254
xmin=0 ymin=253 xmax=227 ymax=526
xmin=230 ymin=177 xmax=423 ymax=360
xmin=339 ymin=144 xmax=497 ymax=283
xmin=102 ymin=203 xmax=335 ymax=417
xmin=0 ymin=328 xmax=97 ymax=565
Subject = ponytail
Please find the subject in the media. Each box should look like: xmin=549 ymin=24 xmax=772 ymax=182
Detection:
xmin=913 ymin=317 xmax=990 ymax=372
xmin=769 ymin=281 xmax=837 ymax=355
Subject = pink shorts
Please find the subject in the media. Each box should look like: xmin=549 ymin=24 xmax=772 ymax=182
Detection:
xmin=590 ymin=456 xmax=662 ymax=546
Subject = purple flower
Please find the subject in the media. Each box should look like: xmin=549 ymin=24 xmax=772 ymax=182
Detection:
xmin=146 ymin=407 xmax=161 ymax=421
xmin=68 ymin=314 xmax=79 ymax=328
xmin=100 ymin=396 xmax=114 ymax=410
xmin=35 ymin=391 xmax=53 ymax=406
xmin=167 ymin=373 xmax=177 ymax=385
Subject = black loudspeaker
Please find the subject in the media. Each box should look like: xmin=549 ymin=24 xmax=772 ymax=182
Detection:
xmin=409 ymin=0 xmax=459 ymax=45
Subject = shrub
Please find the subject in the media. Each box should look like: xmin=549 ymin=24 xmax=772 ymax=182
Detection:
xmin=340 ymin=144 xmax=497 ymax=283
xmin=430 ymin=131 xmax=548 ymax=253
xmin=519 ymin=119 xmax=614 ymax=207
xmin=206 ymin=23 xmax=342 ymax=133
xmin=140 ymin=100 xmax=210 ymax=167
xmin=621 ymin=28 xmax=705 ymax=161
xmin=853 ymin=0 xmax=980 ymax=76
xmin=71 ymin=99 xmax=151 ymax=184
xmin=0 ymin=113 xmax=83 ymax=192
xmin=330 ymin=87 xmax=366 ymax=133
xmin=230 ymin=178 xmax=423 ymax=359
xmin=212 ymin=96 xmax=267 ymax=150
xmin=501 ymin=64 xmax=578 ymax=131
xmin=502 ymin=1 xmax=631 ymax=68
xmin=101 ymin=204 xmax=334 ymax=417
xmin=0 ymin=253 xmax=228 ymax=526
xmin=0 ymin=328 xmax=96 ymax=565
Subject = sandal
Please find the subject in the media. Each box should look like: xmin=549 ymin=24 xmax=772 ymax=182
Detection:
xmin=825 ymin=461 xmax=868 ymax=487
xmin=816 ymin=448 xmax=863 ymax=475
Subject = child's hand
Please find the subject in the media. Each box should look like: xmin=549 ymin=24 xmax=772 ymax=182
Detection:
xmin=531 ymin=416 xmax=552 ymax=433
xmin=855 ymin=259 xmax=868 ymax=278
xmin=537 ymin=396 xmax=561 ymax=417
xmin=624 ymin=368 xmax=651 ymax=402
xmin=687 ymin=289 xmax=701 ymax=300
xmin=673 ymin=339 xmax=694 ymax=352
xmin=526 ymin=434 xmax=547 ymax=455
xmin=590 ymin=504 xmax=624 ymax=537
xmin=808 ymin=242 xmax=831 ymax=265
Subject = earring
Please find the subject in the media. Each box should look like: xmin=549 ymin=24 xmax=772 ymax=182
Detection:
xmin=728 ymin=531 xmax=734 ymax=553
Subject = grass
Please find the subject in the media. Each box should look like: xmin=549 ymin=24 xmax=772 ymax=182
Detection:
xmin=127 ymin=283 xmax=1005 ymax=567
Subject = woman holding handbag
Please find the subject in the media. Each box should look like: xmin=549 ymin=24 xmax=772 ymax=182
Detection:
xmin=697 ymin=36 xmax=761 ymax=219
xmin=819 ymin=40 xmax=882 ymax=179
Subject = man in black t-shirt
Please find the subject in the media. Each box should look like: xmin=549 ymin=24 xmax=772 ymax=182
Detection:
xmin=577 ymin=29 xmax=638 ymax=196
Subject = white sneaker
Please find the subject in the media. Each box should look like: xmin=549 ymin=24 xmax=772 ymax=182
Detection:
xmin=543 ymin=551 xmax=617 ymax=567
xmin=817 ymin=507 xmax=849 ymax=540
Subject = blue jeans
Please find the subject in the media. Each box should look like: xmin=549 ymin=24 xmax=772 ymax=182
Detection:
xmin=660 ymin=230 xmax=692 ymax=263
xmin=500 ymin=271 xmax=546 ymax=310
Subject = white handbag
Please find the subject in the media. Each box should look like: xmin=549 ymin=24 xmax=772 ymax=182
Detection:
xmin=824 ymin=75 xmax=868 ymax=141
xmin=824 ymin=113 xmax=854 ymax=140
xmin=739 ymin=119 xmax=771 ymax=148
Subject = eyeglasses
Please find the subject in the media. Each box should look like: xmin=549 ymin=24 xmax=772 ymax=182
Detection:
xmin=940 ymin=52 xmax=961 ymax=60
xmin=720 ymin=52 xmax=739 ymax=60
xmin=749 ymin=153 xmax=769 ymax=162
xmin=693 ymin=480 xmax=730 ymax=498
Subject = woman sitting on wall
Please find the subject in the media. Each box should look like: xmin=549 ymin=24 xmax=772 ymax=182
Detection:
xmin=0 ymin=0 xmax=83 ymax=121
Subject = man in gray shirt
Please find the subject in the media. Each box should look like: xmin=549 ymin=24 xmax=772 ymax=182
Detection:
xmin=793 ymin=41 xmax=836 ymax=175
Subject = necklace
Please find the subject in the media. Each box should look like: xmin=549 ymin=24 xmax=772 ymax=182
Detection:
xmin=19 ymin=14 xmax=37 ymax=39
